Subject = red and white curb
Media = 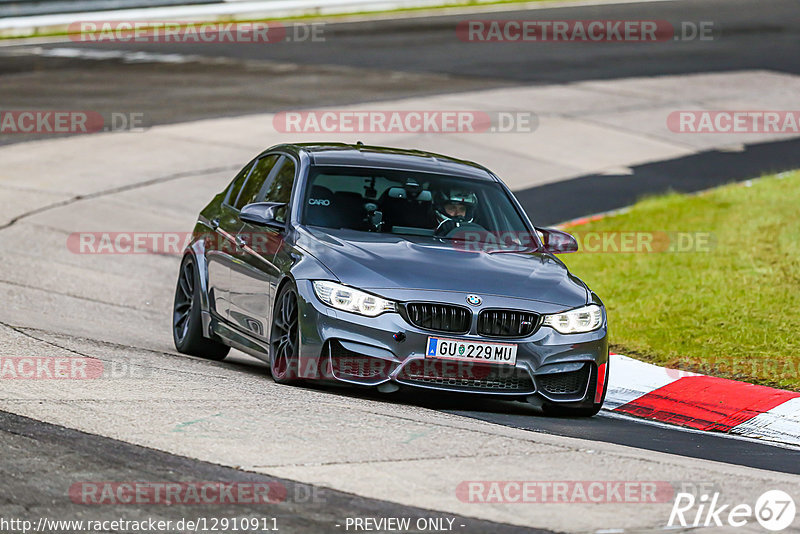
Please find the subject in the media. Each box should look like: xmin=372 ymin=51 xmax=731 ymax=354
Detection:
xmin=604 ymin=354 xmax=800 ymax=447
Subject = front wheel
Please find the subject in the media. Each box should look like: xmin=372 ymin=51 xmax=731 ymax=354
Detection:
xmin=172 ymin=255 xmax=230 ymax=360
xmin=269 ymin=283 xmax=301 ymax=384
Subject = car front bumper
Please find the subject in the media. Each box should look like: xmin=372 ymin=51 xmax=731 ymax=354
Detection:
xmin=294 ymin=280 xmax=608 ymax=406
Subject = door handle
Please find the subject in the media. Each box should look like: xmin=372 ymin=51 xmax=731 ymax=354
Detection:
xmin=210 ymin=218 xmax=220 ymax=230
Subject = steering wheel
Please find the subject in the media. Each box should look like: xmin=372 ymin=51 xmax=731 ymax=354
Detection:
xmin=434 ymin=220 xmax=487 ymax=238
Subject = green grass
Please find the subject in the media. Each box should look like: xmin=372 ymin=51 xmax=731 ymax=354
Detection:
xmin=560 ymin=171 xmax=800 ymax=390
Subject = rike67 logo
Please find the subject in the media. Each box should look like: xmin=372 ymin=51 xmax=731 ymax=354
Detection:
xmin=669 ymin=490 xmax=796 ymax=531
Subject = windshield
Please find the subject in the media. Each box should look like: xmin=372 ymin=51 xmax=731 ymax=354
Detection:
xmin=302 ymin=166 xmax=537 ymax=248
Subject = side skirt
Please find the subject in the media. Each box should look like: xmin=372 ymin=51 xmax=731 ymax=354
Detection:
xmin=209 ymin=316 xmax=271 ymax=363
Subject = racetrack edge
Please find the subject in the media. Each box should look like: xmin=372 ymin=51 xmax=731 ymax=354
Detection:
xmin=605 ymin=353 xmax=800 ymax=447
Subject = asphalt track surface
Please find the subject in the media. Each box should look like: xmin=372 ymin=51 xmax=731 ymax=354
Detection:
xmin=522 ymin=136 xmax=800 ymax=225
xmin=307 ymin=386 xmax=800 ymax=475
xmin=1 ymin=0 xmax=800 ymax=529
xmin=25 ymin=0 xmax=800 ymax=82
xmin=0 ymin=410 xmax=545 ymax=534
xmin=2 ymin=0 xmax=800 ymax=217
xmin=2 ymin=0 xmax=800 ymax=135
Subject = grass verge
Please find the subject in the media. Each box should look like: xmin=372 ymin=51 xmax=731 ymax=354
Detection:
xmin=560 ymin=171 xmax=800 ymax=390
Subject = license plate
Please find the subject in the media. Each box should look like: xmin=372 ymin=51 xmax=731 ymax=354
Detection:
xmin=425 ymin=337 xmax=517 ymax=365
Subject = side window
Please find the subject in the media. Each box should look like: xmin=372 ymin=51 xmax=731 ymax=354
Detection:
xmin=260 ymin=157 xmax=296 ymax=223
xmin=224 ymin=160 xmax=255 ymax=206
xmin=234 ymin=155 xmax=280 ymax=210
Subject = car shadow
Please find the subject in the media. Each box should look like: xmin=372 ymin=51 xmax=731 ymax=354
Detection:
xmin=204 ymin=349 xmax=577 ymax=418
xmin=297 ymin=379 xmax=542 ymax=417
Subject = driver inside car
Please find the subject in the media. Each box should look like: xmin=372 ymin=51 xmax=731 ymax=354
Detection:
xmin=432 ymin=188 xmax=479 ymax=235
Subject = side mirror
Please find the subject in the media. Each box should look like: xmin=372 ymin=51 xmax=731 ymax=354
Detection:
xmin=536 ymin=227 xmax=578 ymax=254
xmin=240 ymin=202 xmax=287 ymax=230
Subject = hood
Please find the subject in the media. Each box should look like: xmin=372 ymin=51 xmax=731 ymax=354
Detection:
xmin=297 ymin=228 xmax=588 ymax=308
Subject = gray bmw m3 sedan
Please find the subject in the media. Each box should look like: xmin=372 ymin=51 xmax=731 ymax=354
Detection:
xmin=172 ymin=143 xmax=609 ymax=416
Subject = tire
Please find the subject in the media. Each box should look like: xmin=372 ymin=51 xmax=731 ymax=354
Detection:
xmin=541 ymin=362 xmax=609 ymax=418
xmin=172 ymin=255 xmax=230 ymax=360
xmin=269 ymin=282 xmax=301 ymax=385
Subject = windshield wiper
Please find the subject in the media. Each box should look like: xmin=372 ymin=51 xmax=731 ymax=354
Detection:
xmin=485 ymin=245 xmax=541 ymax=254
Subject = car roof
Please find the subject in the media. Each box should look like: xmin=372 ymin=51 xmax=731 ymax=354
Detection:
xmin=266 ymin=143 xmax=497 ymax=181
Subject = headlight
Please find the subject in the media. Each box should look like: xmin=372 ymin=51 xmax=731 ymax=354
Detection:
xmin=312 ymin=281 xmax=396 ymax=317
xmin=543 ymin=304 xmax=604 ymax=334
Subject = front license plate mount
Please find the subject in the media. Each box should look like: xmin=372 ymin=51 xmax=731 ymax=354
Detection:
xmin=425 ymin=337 xmax=517 ymax=366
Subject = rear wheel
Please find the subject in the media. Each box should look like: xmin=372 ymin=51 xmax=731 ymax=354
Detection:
xmin=270 ymin=283 xmax=301 ymax=384
xmin=172 ymin=255 xmax=230 ymax=360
